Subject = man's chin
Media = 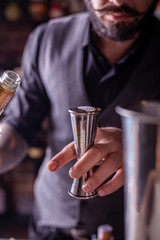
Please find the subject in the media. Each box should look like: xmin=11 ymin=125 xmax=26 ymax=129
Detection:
xmin=93 ymin=20 xmax=140 ymax=42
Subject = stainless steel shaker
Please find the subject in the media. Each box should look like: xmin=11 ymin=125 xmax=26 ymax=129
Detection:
xmin=116 ymin=100 xmax=160 ymax=240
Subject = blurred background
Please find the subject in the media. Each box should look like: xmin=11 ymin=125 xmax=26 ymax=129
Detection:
xmin=0 ymin=0 xmax=86 ymax=73
xmin=0 ymin=0 xmax=160 ymax=239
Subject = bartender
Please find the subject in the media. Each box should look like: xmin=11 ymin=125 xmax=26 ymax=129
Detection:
xmin=1 ymin=0 xmax=160 ymax=240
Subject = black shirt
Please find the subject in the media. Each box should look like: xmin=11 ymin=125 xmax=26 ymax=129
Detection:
xmin=83 ymin=27 xmax=148 ymax=111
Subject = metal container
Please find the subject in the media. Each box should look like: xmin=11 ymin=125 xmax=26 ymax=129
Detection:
xmin=116 ymin=101 xmax=160 ymax=240
xmin=68 ymin=106 xmax=101 ymax=199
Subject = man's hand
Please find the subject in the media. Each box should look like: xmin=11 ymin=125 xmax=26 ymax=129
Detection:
xmin=48 ymin=127 xmax=124 ymax=197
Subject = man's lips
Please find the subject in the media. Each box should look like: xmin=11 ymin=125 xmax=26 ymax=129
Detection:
xmin=94 ymin=4 xmax=142 ymax=18
xmin=105 ymin=13 xmax=133 ymax=21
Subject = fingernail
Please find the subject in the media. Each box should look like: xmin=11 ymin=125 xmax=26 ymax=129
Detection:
xmin=82 ymin=183 xmax=92 ymax=193
xmin=48 ymin=161 xmax=57 ymax=171
xmin=69 ymin=167 xmax=77 ymax=179
xmin=98 ymin=189 xmax=105 ymax=196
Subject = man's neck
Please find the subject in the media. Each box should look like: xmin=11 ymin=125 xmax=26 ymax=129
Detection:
xmin=93 ymin=32 xmax=140 ymax=66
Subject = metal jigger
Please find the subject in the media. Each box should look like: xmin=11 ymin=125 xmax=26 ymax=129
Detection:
xmin=68 ymin=106 xmax=101 ymax=199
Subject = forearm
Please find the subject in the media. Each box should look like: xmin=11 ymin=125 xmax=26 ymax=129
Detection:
xmin=0 ymin=123 xmax=29 ymax=174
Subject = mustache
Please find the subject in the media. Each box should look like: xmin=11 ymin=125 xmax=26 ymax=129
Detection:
xmin=93 ymin=4 xmax=145 ymax=17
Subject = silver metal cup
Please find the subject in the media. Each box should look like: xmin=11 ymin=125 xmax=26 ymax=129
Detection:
xmin=116 ymin=101 xmax=160 ymax=240
xmin=68 ymin=106 xmax=101 ymax=199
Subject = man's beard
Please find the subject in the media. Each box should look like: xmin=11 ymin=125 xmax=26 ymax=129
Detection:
xmin=84 ymin=0 xmax=158 ymax=42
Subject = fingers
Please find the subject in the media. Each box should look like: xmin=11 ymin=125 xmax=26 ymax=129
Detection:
xmin=81 ymin=152 xmax=123 ymax=195
xmin=97 ymin=168 xmax=124 ymax=196
xmin=48 ymin=127 xmax=124 ymax=196
xmin=69 ymin=143 xmax=112 ymax=179
xmin=82 ymin=167 xmax=124 ymax=197
xmin=69 ymin=135 xmax=122 ymax=180
xmin=47 ymin=141 xmax=76 ymax=171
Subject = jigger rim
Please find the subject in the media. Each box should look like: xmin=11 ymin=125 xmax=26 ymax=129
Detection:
xmin=68 ymin=190 xmax=98 ymax=199
xmin=116 ymin=100 xmax=160 ymax=124
xmin=69 ymin=106 xmax=101 ymax=115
